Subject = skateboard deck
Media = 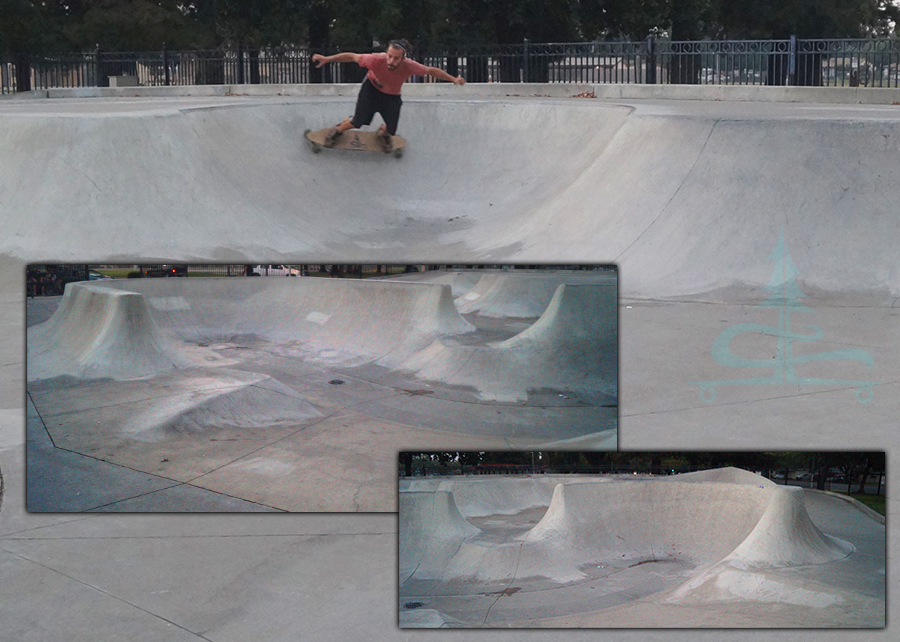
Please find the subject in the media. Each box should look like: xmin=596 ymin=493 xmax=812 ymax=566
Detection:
xmin=305 ymin=128 xmax=407 ymax=157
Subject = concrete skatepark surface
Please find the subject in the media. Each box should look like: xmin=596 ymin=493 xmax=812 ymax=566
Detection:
xmin=398 ymin=468 xmax=884 ymax=627
xmin=0 ymin=82 xmax=898 ymax=638
xmin=27 ymin=269 xmax=617 ymax=511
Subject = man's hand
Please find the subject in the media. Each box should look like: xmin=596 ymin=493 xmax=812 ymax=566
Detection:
xmin=453 ymin=76 xmax=466 ymax=85
xmin=312 ymin=53 xmax=328 ymax=68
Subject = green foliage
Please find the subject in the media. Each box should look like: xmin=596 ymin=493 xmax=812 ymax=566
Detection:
xmin=0 ymin=0 xmax=69 ymax=53
xmin=59 ymin=0 xmax=213 ymax=50
xmin=203 ymin=0 xmax=309 ymax=47
xmin=3 ymin=0 xmax=897 ymax=55
xmin=712 ymin=0 xmax=899 ymax=38
xmin=579 ymin=0 xmax=670 ymax=40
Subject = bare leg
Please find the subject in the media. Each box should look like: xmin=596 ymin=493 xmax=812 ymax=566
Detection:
xmin=377 ymin=123 xmax=393 ymax=153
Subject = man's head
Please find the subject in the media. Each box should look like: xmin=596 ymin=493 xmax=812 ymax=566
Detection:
xmin=386 ymin=40 xmax=409 ymax=71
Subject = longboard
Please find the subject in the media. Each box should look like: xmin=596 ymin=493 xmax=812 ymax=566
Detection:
xmin=305 ymin=128 xmax=407 ymax=158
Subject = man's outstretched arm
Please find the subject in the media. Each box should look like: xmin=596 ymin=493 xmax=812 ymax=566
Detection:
xmin=313 ymin=52 xmax=362 ymax=67
xmin=424 ymin=66 xmax=466 ymax=85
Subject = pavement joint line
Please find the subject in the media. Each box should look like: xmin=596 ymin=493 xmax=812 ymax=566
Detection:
xmin=0 ymin=515 xmax=97 ymax=539
xmin=26 ymin=407 xmax=315 ymax=511
xmin=614 ymin=118 xmax=721 ymax=264
xmin=27 ymin=390 xmax=57 ymax=448
xmin=83 ymin=480 xmax=287 ymax=513
xmin=1 ymin=531 xmax=395 ymax=541
xmin=621 ymin=384 xmax=887 ymax=417
xmin=27 ymin=419 xmax=253 ymax=487
xmin=0 ymin=545 xmax=215 ymax=641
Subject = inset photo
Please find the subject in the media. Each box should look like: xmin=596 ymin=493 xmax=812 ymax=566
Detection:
xmin=26 ymin=264 xmax=617 ymax=512
xmin=398 ymin=451 xmax=885 ymax=628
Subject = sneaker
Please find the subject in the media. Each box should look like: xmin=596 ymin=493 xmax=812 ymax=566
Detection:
xmin=380 ymin=130 xmax=393 ymax=153
xmin=323 ymin=127 xmax=342 ymax=148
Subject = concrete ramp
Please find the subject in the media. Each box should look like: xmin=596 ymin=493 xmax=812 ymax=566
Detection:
xmin=662 ymin=466 xmax=776 ymax=487
xmin=399 ymin=284 xmax=617 ymax=402
xmin=115 ymin=371 xmax=323 ymax=441
xmin=27 ymin=282 xmax=189 ymax=380
xmin=609 ymin=116 xmax=900 ymax=298
xmin=437 ymin=477 xmax=569 ymax=518
xmin=399 ymin=471 xmax=855 ymax=624
xmin=524 ymin=481 xmax=849 ymax=573
xmin=401 ymin=475 xmax=610 ymax=518
xmin=399 ymin=490 xmax=480 ymax=584
xmin=29 ymin=278 xmax=475 ymax=379
xmin=0 ymin=98 xmax=632 ymax=260
xmin=390 ymin=271 xmax=484 ymax=298
xmin=455 ymin=272 xmax=609 ymax=317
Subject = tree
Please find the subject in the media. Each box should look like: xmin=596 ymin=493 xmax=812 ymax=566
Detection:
xmin=578 ymin=0 xmax=670 ymax=41
xmin=0 ymin=0 xmax=72 ymax=55
xmin=63 ymin=0 xmax=208 ymax=51
xmin=457 ymin=451 xmax=483 ymax=474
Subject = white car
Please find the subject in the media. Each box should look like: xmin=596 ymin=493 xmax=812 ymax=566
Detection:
xmin=252 ymin=265 xmax=300 ymax=277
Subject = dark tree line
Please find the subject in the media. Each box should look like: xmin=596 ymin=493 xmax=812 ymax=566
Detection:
xmin=401 ymin=451 xmax=885 ymax=495
xmin=3 ymin=0 xmax=898 ymax=56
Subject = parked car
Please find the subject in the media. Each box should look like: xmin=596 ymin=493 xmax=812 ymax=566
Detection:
xmin=252 ymin=265 xmax=300 ymax=277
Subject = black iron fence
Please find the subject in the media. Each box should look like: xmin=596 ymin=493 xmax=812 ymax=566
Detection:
xmin=402 ymin=462 xmax=886 ymax=496
xmin=4 ymin=38 xmax=900 ymax=95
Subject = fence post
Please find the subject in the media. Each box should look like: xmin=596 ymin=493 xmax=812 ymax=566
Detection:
xmin=523 ymin=38 xmax=530 ymax=82
xmin=237 ymin=43 xmax=245 ymax=84
xmin=14 ymin=53 xmax=31 ymax=92
xmin=163 ymin=43 xmax=170 ymax=86
xmin=646 ymin=36 xmax=657 ymax=84
xmin=789 ymin=35 xmax=797 ymax=85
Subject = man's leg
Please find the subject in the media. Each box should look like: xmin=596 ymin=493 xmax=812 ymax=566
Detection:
xmin=324 ymin=80 xmax=378 ymax=147
xmin=377 ymin=94 xmax=402 ymax=152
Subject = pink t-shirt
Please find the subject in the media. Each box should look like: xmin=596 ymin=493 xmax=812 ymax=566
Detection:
xmin=358 ymin=53 xmax=430 ymax=95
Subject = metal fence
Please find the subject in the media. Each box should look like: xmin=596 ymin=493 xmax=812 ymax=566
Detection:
xmin=4 ymin=37 xmax=900 ymax=95
xmin=401 ymin=462 xmax=886 ymax=496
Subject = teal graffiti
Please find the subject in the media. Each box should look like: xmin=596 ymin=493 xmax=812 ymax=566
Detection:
xmin=690 ymin=231 xmax=877 ymax=403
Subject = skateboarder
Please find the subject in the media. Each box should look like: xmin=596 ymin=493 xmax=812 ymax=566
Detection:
xmin=312 ymin=40 xmax=465 ymax=151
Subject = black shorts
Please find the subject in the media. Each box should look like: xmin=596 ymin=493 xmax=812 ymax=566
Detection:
xmin=351 ymin=77 xmax=402 ymax=135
